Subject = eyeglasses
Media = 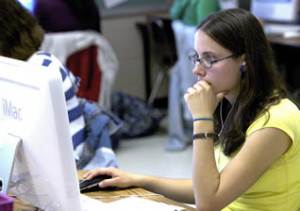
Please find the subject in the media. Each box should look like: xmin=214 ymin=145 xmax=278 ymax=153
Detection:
xmin=188 ymin=53 xmax=236 ymax=69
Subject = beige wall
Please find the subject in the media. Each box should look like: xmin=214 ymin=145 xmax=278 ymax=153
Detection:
xmin=101 ymin=12 xmax=170 ymax=101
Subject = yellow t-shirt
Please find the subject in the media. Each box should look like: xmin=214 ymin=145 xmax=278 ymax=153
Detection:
xmin=215 ymin=99 xmax=300 ymax=211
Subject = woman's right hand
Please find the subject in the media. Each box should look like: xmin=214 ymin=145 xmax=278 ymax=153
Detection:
xmin=184 ymin=80 xmax=226 ymax=118
xmin=83 ymin=167 xmax=140 ymax=189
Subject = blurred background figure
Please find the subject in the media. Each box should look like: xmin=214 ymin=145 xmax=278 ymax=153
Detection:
xmin=30 ymin=0 xmax=120 ymax=169
xmin=165 ymin=0 xmax=220 ymax=151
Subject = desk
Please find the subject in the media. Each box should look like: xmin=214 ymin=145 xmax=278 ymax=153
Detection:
xmin=13 ymin=170 xmax=195 ymax=210
xmin=268 ymin=35 xmax=300 ymax=48
xmin=136 ymin=15 xmax=177 ymax=106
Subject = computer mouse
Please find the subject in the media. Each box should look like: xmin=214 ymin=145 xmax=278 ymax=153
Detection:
xmin=79 ymin=175 xmax=114 ymax=193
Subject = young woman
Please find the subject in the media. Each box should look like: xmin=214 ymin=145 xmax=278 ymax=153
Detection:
xmin=84 ymin=8 xmax=300 ymax=210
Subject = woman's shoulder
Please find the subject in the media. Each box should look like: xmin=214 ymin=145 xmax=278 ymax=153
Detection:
xmin=27 ymin=51 xmax=65 ymax=69
xmin=260 ymin=98 xmax=299 ymax=120
xmin=269 ymin=98 xmax=299 ymax=112
xmin=246 ymin=98 xmax=300 ymax=138
xmin=28 ymin=51 xmax=54 ymax=61
xmin=28 ymin=51 xmax=80 ymax=90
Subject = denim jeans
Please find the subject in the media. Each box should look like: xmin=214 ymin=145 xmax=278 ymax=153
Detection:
xmin=165 ymin=21 xmax=197 ymax=151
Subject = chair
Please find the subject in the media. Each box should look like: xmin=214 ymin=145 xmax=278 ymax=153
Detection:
xmin=147 ymin=16 xmax=177 ymax=105
xmin=66 ymin=45 xmax=101 ymax=102
xmin=137 ymin=16 xmax=177 ymax=105
xmin=41 ymin=30 xmax=119 ymax=108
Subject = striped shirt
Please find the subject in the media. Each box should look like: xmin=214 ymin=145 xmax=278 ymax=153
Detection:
xmin=28 ymin=52 xmax=86 ymax=150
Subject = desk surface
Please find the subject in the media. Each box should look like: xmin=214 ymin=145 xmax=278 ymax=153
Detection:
xmin=13 ymin=170 xmax=195 ymax=210
xmin=268 ymin=35 xmax=300 ymax=48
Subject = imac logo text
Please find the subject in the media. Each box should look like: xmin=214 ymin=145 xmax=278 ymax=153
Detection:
xmin=2 ymin=98 xmax=22 ymax=120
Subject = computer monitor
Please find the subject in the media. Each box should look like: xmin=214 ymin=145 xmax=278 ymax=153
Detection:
xmin=219 ymin=0 xmax=251 ymax=11
xmin=251 ymin=0 xmax=299 ymax=23
xmin=219 ymin=0 xmax=238 ymax=10
xmin=0 ymin=55 xmax=82 ymax=210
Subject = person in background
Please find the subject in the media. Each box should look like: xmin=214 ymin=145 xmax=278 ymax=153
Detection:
xmin=84 ymin=9 xmax=300 ymax=210
xmin=0 ymin=0 xmax=86 ymax=157
xmin=33 ymin=0 xmax=101 ymax=33
xmin=166 ymin=0 xmax=220 ymax=151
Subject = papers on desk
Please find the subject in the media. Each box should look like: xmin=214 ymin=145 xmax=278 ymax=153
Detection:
xmin=107 ymin=196 xmax=185 ymax=211
xmin=80 ymin=194 xmax=107 ymax=211
xmin=80 ymin=194 xmax=185 ymax=211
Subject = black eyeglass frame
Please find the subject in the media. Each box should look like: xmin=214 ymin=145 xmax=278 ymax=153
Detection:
xmin=188 ymin=53 xmax=238 ymax=69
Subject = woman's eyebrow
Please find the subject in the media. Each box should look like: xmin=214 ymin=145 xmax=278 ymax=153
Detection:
xmin=201 ymin=51 xmax=218 ymax=57
xmin=194 ymin=49 xmax=221 ymax=57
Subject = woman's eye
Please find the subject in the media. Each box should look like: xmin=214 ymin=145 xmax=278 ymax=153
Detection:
xmin=205 ymin=56 xmax=215 ymax=62
xmin=206 ymin=56 xmax=216 ymax=61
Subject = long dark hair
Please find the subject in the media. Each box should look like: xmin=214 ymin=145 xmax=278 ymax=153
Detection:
xmin=197 ymin=9 xmax=288 ymax=156
xmin=0 ymin=0 xmax=44 ymax=60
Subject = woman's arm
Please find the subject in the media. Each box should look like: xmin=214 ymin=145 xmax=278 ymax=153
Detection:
xmin=192 ymin=125 xmax=291 ymax=211
xmin=84 ymin=167 xmax=195 ymax=204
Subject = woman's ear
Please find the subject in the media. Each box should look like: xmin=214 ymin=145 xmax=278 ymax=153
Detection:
xmin=240 ymin=53 xmax=246 ymax=62
xmin=239 ymin=54 xmax=247 ymax=73
xmin=240 ymin=61 xmax=247 ymax=73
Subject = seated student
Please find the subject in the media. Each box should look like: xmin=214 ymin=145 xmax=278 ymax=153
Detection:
xmin=3 ymin=0 xmax=120 ymax=170
xmin=0 ymin=0 xmax=85 ymax=157
xmin=84 ymin=9 xmax=300 ymax=210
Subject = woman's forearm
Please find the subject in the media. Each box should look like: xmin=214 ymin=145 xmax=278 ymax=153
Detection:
xmin=135 ymin=174 xmax=195 ymax=204
xmin=192 ymin=121 xmax=221 ymax=210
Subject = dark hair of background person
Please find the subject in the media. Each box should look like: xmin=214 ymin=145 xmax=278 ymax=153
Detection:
xmin=197 ymin=8 xmax=289 ymax=156
xmin=0 ymin=0 xmax=44 ymax=61
xmin=33 ymin=0 xmax=101 ymax=33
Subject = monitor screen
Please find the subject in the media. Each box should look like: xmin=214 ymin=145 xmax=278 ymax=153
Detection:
xmin=219 ymin=0 xmax=239 ymax=10
xmin=251 ymin=0 xmax=299 ymax=23
xmin=219 ymin=0 xmax=251 ymax=11
xmin=17 ymin=0 xmax=35 ymax=12
xmin=0 ymin=56 xmax=82 ymax=210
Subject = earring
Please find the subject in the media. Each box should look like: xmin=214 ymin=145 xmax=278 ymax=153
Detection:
xmin=240 ymin=61 xmax=246 ymax=73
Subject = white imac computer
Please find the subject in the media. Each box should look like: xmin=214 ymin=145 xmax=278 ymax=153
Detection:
xmin=0 ymin=55 xmax=82 ymax=210
xmin=251 ymin=0 xmax=299 ymax=23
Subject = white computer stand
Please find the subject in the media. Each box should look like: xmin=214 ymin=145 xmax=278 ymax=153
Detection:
xmin=0 ymin=133 xmax=21 ymax=194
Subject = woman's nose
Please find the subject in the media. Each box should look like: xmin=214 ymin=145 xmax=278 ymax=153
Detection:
xmin=192 ymin=63 xmax=206 ymax=78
